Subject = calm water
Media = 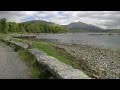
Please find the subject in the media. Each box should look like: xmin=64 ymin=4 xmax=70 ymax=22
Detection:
xmin=36 ymin=33 xmax=120 ymax=49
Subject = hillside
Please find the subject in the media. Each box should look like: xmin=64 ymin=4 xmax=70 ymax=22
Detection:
xmin=22 ymin=20 xmax=55 ymax=25
xmin=63 ymin=21 xmax=103 ymax=32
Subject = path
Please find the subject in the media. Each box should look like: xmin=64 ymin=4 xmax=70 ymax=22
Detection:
xmin=0 ymin=42 xmax=31 ymax=79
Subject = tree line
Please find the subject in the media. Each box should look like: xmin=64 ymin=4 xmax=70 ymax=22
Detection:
xmin=0 ymin=18 xmax=67 ymax=33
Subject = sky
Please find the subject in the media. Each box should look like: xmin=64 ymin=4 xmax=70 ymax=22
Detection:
xmin=0 ymin=11 xmax=120 ymax=29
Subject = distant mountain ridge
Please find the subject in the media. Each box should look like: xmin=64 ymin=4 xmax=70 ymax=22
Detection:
xmin=22 ymin=20 xmax=105 ymax=32
xmin=63 ymin=21 xmax=103 ymax=32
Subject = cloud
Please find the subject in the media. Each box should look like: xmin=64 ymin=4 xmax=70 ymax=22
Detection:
xmin=0 ymin=11 xmax=120 ymax=29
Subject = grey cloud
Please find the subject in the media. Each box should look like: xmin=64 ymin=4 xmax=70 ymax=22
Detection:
xmin=0 ymin=11 xmax=120 ymax=29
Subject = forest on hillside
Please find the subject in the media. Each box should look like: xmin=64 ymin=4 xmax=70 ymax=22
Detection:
xmin=0 ymin=18 xmax=67 ymax=33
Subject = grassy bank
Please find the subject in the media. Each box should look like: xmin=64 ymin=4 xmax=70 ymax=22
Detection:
xmin=32 ymin=41 xmax=80 ymax=69
xmin=12 ymin=39 xmax=87 ymax=73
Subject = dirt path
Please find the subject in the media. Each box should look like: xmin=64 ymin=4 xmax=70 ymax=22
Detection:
xmin=0 ymin=42 xmax=31 ymax=79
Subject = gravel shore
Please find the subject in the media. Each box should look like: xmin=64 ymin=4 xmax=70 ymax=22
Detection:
xmin=54 ymin=43 xmax=120 ymax=79
xmin=0 ymin=42 xmax=31 ymax=79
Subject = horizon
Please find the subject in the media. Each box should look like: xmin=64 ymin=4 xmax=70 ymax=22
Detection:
xmin=0 ymin=11 xmax=120 ymax=29
xmin=5 ymin=19 xmax=119 ymax=30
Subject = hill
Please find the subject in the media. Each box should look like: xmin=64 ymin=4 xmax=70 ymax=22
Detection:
xmin=22 ymin=20 xmax=56 ymax=25
xmin=63 ymin=21 xmax=103 ymax=32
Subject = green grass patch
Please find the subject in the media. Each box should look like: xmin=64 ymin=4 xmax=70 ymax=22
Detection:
xmin=32 ymin=41 xmax=80 ymax=69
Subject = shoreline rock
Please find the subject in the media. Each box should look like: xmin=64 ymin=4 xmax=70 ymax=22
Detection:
xmin=54 ymin=43 xmax=120 ymax=79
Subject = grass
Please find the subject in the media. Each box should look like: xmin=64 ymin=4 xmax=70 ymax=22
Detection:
xmin=18 ymin=49 xmax=52 ymax=79
xmin=18 ymin=49 xmax=40 ymax=79
xmin=32 ymin=41 xmax=80 ymax=69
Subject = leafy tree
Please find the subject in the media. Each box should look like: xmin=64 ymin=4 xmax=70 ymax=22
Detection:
xmin=0 ymin=18 xmax=8 ymax=33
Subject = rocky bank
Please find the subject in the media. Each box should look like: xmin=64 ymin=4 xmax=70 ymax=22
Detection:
xmin=54 ymin=43 xmax=120 ymax=79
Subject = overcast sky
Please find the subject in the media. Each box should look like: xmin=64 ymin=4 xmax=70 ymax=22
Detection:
xmin=0 ymin=11 xmax=120 ymax=29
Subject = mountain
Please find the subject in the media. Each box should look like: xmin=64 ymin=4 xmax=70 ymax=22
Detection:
xmin=22 ymin=20 xmax=56 ymax=25
xmin=22 ymin=20 xmax=104 ymax=32
xmin=63 ymin=21 xmax=103 ymax=32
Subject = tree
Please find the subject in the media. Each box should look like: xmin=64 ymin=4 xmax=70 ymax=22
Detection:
xmin=0 ymin=18 xmax=8 ymax=33
xmin=19 ymin=23 xmax=26 ymax=33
